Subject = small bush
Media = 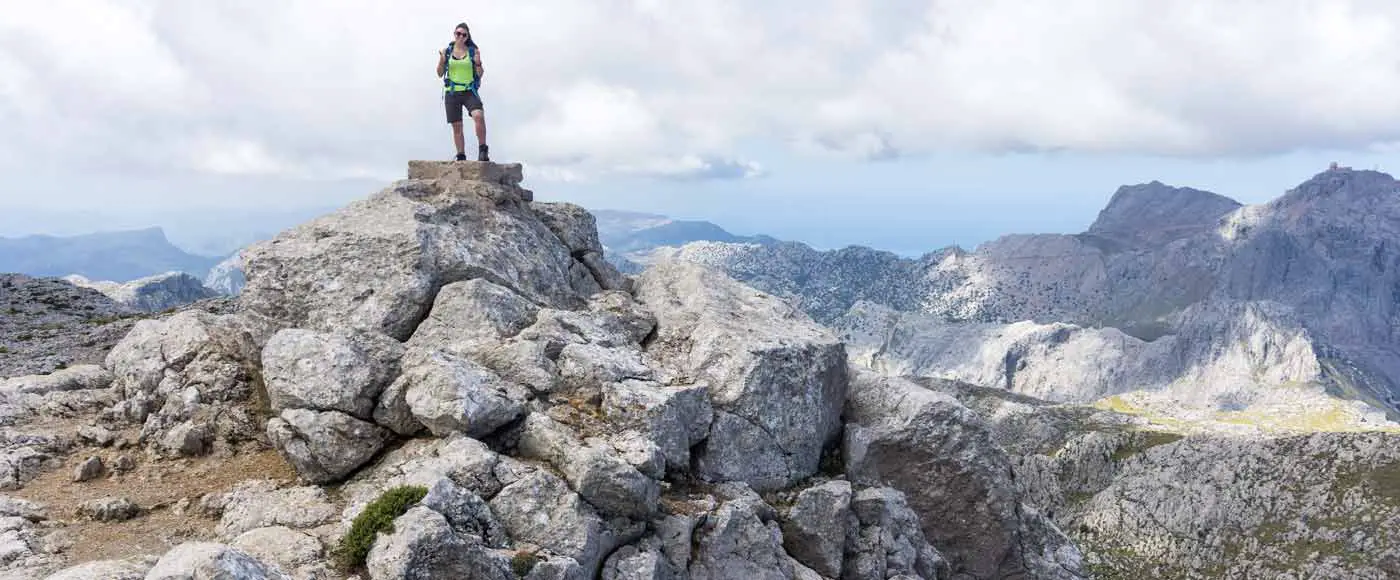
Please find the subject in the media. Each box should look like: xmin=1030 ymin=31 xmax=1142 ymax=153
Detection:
xmin=511 ymin=550 xmax=540 ymax=577
xmin=332 ymin=485 xmax=428 ymax=571
xmin=0 ymin=346 xmax=9 ymax=354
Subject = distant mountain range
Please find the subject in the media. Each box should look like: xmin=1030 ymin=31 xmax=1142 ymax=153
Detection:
xmin=0 ymin=227 xmax=223 ymax=283
xmin=649 ymin=168 xmax=1400 ymax=430
xmin=589 ymin=209 xmax=779 ymax=273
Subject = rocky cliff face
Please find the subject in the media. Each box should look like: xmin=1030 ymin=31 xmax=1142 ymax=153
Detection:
xmin=203 ymin=251 xmax=247 ymax=296
xmin=0 ymin=161 xmax=1090 ymax=580
xmin=64 ymin=271 xmax=223 ymax=313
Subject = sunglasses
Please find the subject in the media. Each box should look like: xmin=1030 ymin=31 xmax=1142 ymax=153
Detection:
xmin=454 ymin=31 xmax=468 ymax=37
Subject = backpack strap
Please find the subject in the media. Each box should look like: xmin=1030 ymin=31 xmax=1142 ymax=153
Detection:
xmin=467 ymin=43 xmax=481 ymax=92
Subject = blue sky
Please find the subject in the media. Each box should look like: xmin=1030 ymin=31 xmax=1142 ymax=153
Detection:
xmin=538 ymin=144 xmax=1399 ymax=256
xmin=3 ymin=1 xmax=1400 ymax=257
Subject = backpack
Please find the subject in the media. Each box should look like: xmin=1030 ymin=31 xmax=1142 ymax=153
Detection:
xmin=443 ymin=40 xmax=482 ymax=93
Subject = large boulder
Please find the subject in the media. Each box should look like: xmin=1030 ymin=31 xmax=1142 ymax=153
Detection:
xmin=260 ymin=328 xmax=405 ymax=420
xmin=843 ymin=371 xmax=1084 ymax=580
xmin=142 ymin=541 xmax=290 ymax=580
xmin=635 ymin=260 xmax=848 ymax=492
xmin=102 ymin=310 xmax=274 ymax=457
xmin=237 ymin=162 xmax=625 ymax=341
xmin=266 ymin=408 xmax=392 ymax=484
xmin=366 ymin=506 xmax=514 ymax=580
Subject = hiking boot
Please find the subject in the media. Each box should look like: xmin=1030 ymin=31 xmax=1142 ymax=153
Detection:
xmin=478 ymin=144 xmax=490 ymax=162
xmin=454 ymin=152 xmax=467 ymax=162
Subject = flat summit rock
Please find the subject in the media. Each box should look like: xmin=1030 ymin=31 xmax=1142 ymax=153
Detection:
xmin=406 ymin=160 xmax=525 ymax=190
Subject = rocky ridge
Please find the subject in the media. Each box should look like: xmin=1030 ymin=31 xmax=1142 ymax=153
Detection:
xmin=0 ymin=161 xmax=1087 ymax=580
xmin=63 ymin=272 xmax=222 ymax=313
xmin=651 ymin=169 xmax=1400 ymax=427
xmin=0 ymin=274 xmax=144 ymax=379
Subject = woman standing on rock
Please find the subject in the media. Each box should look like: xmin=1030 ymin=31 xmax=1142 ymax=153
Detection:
xmin=437 ymin=22 xmax=490 ymax=162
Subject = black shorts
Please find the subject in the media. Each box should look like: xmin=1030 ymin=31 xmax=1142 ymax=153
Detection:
xmin=444 ymin=90 xmax=483 ymax=124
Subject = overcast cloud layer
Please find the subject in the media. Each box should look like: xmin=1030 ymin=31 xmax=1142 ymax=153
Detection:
xmin=3 ymin=0 xmax=1400 ymax=185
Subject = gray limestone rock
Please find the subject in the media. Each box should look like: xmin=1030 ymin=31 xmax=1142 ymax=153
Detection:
xmin=845 ymin=487 xmax=950 ymax=580
xmin=488 ymin=470 xmax=636 ymax=576
xmin=687 ymin=495 xmax=793 ymax=580
xmin=71 ymin=456 xmax=103 ymax=483
xmin=602 ymin=537 xmax=682 ymax=580
xmin=0 ymin=365 xmax=112 ymax=396
xmin=143 ymin=541 xmax=291 ymax=580
xmin=237 ymin=162 xmax=607 ymax=342
xmin=213 ymin=481 xmax=340 ymax=540
xmin=601 ymin=381 xmax=712 ymax=473
xmin=398 ymin=348 xmax=528 ymax=438
xmin=76 ymin=497 xmax=140 ymax=522
xmin=365 ymin=506 xmax=513 ymax=580
xmin=843 ymin=371 xmax=1084 ymax=580
xmin=102 ymin=309 xmax=271 ymax=457
xmin=267 ymin=408 xmax=391 ymax=484
xmin=0 ymin=497 xmax=46 ymax=522
xmin=229 ymin=526 xmax=328 ymax=580
xmin=419 ymin=477 xmax=509 ymax=549
xmin=516 ymin=413 xmax=660 ymax=519
xmin=0 ymin=273 xmax=140 ymax=380
xmin=635 ymin=260 xmax=848 ymax=492
xmin=41 ymin=555 xmax=158 ymax=580
xmin=337 ymin=434 xmax=511 ymax=527
xmin=406 ymin=278 xmax=540 ymax=350
xmin=781 ymin=480 xmax=853 ymax=578
xmin=260 ymin=328 xmax=404 ymax=419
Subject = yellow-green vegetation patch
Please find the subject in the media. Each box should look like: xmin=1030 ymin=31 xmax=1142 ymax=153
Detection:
xmin=1091 ymin=395 xmax=1144 ymax=415
xmin=1369 ymin=462 xmax=1400 ymax=505
xmin=510 ymin=550 xmax=540 ymax=577
xmin=1110 ymin=431 xmax=1185 ymax=462
xmin=332 ymin=484 xmax=429 ymax=572
xmin=1212 ymin=400 xmax=1400 ymax=434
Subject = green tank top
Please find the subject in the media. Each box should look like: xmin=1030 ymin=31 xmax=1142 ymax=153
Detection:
xmin=446 ymin=48 xmax=475 ymax=93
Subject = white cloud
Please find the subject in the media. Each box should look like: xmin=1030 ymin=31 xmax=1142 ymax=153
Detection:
xmin=2 ymin=0 xmax=1399 ymax=185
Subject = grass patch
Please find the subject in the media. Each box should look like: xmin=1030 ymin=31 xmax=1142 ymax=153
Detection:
xmin=1110 ymin=431 xmax=1183 ymax=462
xmin=1091 ymin=394 xmax=1144 ymax=415
xmin=1368 ymin=462 xmax=1400 ymax=505
xmin=510 ymin=550 xmax=540 ymax=577
xmin=332 ymin=485 xmax=428 ymax=572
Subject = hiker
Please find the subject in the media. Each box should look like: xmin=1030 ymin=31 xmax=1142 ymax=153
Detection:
xmin=438 ymin=22 xmax=489 ymax=162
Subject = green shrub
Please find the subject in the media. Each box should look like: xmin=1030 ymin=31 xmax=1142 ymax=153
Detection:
xmin=332 ymin=485 xmax=428 ymax=571
xmin=511 ymin=550 xmax=540 ymax=577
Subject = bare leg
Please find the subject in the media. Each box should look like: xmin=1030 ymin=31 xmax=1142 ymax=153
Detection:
xmin=471 ymin=109 xmax=487 ymax=147
xmin=451 ymin=121 xmax=466 ymax=156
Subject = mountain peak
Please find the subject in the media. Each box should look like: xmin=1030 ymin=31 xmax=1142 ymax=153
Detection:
xmin=1087 ymin=181 xmax=1242 ymax=245
xmin=1277 ymin=166 xmax=1399 ymax=208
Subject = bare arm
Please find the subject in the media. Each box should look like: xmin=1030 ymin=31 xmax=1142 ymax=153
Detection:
xmin=473 ymin=47 xmax=483 ymax=77
xmin=436 ymin=46 xmax=449 ymax=77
